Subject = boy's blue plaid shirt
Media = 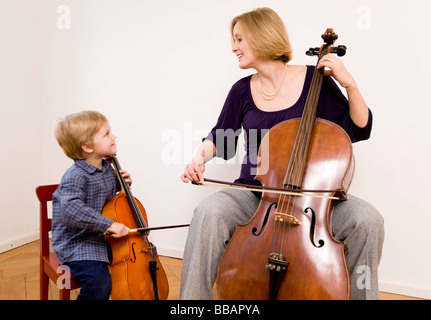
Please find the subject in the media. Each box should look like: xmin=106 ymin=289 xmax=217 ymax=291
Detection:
xmin=52 ymin=159 xmax=120 ymax=264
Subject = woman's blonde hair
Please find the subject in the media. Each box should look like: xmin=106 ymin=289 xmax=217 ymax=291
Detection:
xmin=231 ymin=7 xmax=293 ymax=63
xmin=54 ymin=110 xmax=107 ymax=160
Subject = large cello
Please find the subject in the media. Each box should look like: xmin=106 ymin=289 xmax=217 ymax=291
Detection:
xmin=216 ymin=29 xmax=353 ymax=300
xmin=101 ymin=156 xmax=170 ymax=300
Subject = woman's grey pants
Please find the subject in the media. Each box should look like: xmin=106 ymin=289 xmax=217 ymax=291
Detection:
xmin=180 ymin=189 xmax=384 ymax=300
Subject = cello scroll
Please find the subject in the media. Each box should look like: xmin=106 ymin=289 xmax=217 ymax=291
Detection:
xmin=306 ymin=28 xmax=346 ymax=57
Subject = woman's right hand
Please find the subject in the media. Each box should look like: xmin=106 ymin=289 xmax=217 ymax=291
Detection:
xmin=180 ymin=159 xmax=206 ymax=184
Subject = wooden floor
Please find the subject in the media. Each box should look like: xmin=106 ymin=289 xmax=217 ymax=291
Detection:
xmin=0 ymin=240 xmax=422 ymax=300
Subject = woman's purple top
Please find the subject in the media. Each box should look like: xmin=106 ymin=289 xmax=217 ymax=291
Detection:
xmin=205 ymin=65 xmax=372 ymax=187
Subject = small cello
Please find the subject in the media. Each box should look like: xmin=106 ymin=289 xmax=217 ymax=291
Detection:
xmin=216 ymin=29 xmax=353 ymax=300
xmin=102 ymin=156 xmax=169 ymax=300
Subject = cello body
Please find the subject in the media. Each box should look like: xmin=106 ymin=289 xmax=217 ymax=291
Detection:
xmin=216 ymin=29 xmax=353 ymax=300
xmin=102 ymin=157 xmax=169 ymax=300
xmin=217 ymin=119 xmax=353 ymax=299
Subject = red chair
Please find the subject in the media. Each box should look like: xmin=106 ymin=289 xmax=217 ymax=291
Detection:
xmin=36 ymin=184 xmax=80 ymax=300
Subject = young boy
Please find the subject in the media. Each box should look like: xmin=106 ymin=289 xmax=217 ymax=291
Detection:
xmin=52 ymin=110 xmax=131 ymax=300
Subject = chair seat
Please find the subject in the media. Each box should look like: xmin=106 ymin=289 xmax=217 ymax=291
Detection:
xmin=42 ymin=252 xmax=80 ymax=290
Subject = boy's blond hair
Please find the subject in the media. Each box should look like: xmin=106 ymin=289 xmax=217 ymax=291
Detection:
xmin=231 ymin=7 xmax=293 ymax=63
xmin=55 ymin=110 xmax=107 ymax=160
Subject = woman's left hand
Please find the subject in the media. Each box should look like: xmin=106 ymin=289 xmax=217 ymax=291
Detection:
xmin=317 ymin=55 xmax=357 ymax=90
xmin=318 ymin=54 xmax=370 ymax=128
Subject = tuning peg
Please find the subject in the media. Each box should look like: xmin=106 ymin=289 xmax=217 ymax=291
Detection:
xmin=330 ymin=45 xmax=347 ymax=57
xmin=306 ymin=47 xmax=320 ymax=56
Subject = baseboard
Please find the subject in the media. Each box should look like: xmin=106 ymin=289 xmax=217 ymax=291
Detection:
xmin=157 ymin=246 xmax=184 ymax=259
xmin=379 ymin=281 xmax=431 ymax=300
xmin=0 ymin=233 xmax=39 ymax=254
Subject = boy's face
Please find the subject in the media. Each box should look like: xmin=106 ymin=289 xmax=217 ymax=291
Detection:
xmin=90 ymin=121 xmax=117 ymax=158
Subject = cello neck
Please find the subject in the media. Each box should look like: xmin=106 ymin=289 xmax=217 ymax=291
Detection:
xmin=301 ymin=60 xmax=324 ymax=129
xmin=284 ymin=29 xmax=341 ymax=189
xmin=110 ymin=156 xmax=148 ymax=230
xmin=300 ymin=30 xmax=336 ymax=140
xmin=301 ymin=28 xmax=346 ymax=131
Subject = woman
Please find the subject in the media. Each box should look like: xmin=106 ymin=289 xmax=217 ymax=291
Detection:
xmin=180 ymin=7 xmax=384 ymax=300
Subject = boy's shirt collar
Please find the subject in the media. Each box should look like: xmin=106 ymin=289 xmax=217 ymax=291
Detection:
xmin=74 ymin=158 xmax=111 ymax=174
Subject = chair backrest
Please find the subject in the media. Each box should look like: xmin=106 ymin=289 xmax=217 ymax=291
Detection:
xmin=35 ymin=184 xmax=59 ymax=257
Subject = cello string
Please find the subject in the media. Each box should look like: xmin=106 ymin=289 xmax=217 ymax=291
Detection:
xmin=277 ymin=128 xmax=303 ymax=258
xmin=277 ymin=58 xmax=324 ymax=260
xmin=274 ymin=134 xmax=297 ymax=255
xmin=112 ymin=157 xmax=149 ymax=231
xmin=270 ymin=46 xmax=327 ymax=261
xmin=272 ymin=129 xmax=295 ymax=255
xmin=277 ymin=95 xmax=312 ymax=257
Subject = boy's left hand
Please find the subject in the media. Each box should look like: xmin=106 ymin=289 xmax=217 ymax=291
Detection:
xmin=119 ymin=170 xmax=132 ymax=187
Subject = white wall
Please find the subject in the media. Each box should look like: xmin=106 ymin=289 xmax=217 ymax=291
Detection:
xmin=1 ymin=0 xmax=430 ymax=299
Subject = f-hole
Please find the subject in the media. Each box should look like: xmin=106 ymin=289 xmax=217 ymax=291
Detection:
xmin=252 ymin=202 xmax=278 ymax=236
xmin=131 ymin=242 xmax=137 ymax=262
xmin=304 ymin=207 xmax=324 ymax=248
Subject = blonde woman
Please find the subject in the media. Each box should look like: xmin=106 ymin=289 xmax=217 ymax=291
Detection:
xmin=180 ymin=8 xmax=384 ymax=300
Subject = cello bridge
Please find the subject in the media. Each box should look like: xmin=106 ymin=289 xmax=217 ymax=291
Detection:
xmin=139 ymin=246 xmax=155 ymax=254
xmin=275 ymin=212 xmax=302 ymax=225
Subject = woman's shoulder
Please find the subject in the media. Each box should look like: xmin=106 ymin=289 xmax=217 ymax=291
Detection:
xmin=231 ymin=74 xmax=253 ymax=91
xmin=223 ymin=74 xmax=253 ymax=104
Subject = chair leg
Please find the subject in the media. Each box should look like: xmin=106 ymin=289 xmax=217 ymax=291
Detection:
xmin=40 ymin=272 xmax=49 ymax=300
xmin=59 ymin=289 xmax=71 ymax=300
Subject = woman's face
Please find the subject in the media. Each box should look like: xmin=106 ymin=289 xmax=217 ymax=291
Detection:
xmin=232 ymin=21 xmax=258 ymax=69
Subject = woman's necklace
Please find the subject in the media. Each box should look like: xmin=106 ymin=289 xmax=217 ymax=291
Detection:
xmin=257 ymin=63 xmax=288 ymax=101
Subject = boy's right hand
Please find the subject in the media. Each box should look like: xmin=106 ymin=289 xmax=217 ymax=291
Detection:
xmin=108 ymin=222 xmax=130 ymax=238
